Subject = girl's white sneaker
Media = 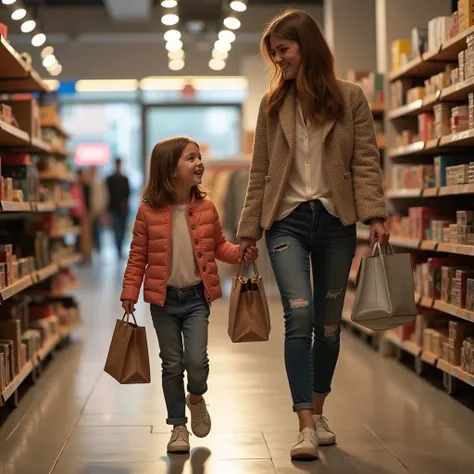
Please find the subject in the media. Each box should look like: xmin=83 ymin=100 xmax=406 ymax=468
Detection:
xmin=167 ymin=426 xmax=190 ymax=453
xmin=314 ymin=415 xmax=336 ymax=445
xmin=186 ymin=394 xmax=211 ymax=438
xmin=290 ymin=427 xmax=319 ymax=460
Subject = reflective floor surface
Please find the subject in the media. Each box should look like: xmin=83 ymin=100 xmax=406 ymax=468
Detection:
xmin=1 ymin=257 xmax=474 ymax=473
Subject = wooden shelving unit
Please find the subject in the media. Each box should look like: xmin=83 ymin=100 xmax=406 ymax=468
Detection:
xmin=0 ymin=34 xmax=82 ymax=409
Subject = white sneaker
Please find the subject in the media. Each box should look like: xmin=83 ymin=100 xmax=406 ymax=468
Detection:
xmin=290 ymin=427 xmax=319 ymax=460
xmin=186 ymin=394 xmax=211 ymax=438
xmin=167 ymin=426 xmax=190 ymax=453
xmin=314 ymin=415 xmax=336 ymax=445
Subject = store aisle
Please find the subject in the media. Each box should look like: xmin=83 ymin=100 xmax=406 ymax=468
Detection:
xmin=1 ymin=261 xmax=474 ymax=474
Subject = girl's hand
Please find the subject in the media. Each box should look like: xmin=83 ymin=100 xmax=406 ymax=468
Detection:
xmin=243 ymin=246 xmax=259 ymax=264
xmin=369 ymin=218 xmax=390 ymax=247
xmin=122 ymin=299 xmax=135 ymax=315
xmin=239 ymin=238 xmax=257 ymax=263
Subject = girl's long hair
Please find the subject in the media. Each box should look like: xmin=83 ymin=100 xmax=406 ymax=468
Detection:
xmin=262 ymin=9 xmax=344 ymax=124
xmin=142 ymin=136 xmax=206 ymax=208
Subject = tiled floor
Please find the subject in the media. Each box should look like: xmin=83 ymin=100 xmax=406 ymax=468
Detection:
xmin=1 ymin=257 xmax=474 ymax=473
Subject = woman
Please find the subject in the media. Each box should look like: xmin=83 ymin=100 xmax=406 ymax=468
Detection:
xmin=237 ymin=9 xmax=389 ymax=461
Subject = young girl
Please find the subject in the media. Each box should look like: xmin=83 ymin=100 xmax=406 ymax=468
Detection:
xmin=120 ymin=136 xmax=258 ymax=453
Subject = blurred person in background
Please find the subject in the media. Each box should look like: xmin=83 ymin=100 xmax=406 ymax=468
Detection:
xmin=71 ymin=169 xmax=91 ymax=261
xmin=106 ymin=158 xmax=130 ymax=259
xmin=89 ymin=166 xmax=107 ymax=255
xmin=237 ymin=9 xmax=389 ymax=461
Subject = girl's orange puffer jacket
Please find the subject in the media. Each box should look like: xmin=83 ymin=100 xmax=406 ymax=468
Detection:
xmin=121 ymin=196 xmax=240 ymax=307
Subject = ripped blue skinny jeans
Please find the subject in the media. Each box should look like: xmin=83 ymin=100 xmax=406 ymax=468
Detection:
xmin=266 ymin=201 xmax=356 ymax=411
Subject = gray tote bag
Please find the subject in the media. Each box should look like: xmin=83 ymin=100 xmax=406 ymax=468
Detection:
xmin=351 ymin=242 xmax=417 ymax=331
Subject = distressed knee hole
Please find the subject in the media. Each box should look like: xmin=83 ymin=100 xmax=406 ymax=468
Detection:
xmin=272 ymin=243 xmax=289 ymax=253
xmin=290 ymin=298 xmax=309 ymax=309
xmin=326 ymin=288 xmax=342 ymax=300
xmin=324 ymin=324 xmax=340 ymax=342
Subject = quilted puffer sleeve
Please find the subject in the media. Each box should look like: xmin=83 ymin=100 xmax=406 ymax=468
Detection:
xmin=121 ymin=204 xmax=148 ymax=302
xmin=213 ymin=204 xmax=240 ymax=265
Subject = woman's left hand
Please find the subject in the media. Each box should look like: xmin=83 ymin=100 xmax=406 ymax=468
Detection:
xmin=369 ymin=218 xmax=390 ymax=247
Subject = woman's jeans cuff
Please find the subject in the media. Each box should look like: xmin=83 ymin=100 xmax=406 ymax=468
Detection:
xmin=313 ymin=390 xmax=330 ymax=397
xmin=293 ymin=402 xmax=314 ymax=412
xmin=166 ymin=416 xmax=188 ymax=426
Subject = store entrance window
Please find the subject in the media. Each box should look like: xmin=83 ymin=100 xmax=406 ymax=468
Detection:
xmin=144 ymin=104 xmax=241 ymax=174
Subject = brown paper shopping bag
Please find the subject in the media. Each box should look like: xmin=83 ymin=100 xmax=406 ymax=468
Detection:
xmin=104 ymin=312 xmax=151 ymax=384
xmin=228 ymin=262 xmax=271 ymax=343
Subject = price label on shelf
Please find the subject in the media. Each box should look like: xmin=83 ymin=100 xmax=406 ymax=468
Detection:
xmin=452 ymin=245 xmax=459 ymax=254
xmin=452 ymin=368 xmax=459 ymax=377
xmin=468 ymin=376 xmax=474 ymax=387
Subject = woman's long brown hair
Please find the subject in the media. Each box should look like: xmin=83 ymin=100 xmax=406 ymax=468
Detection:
xmin=142 ymin=136 xmax=206 ymax=208
xmin=262 ymin=9 xmax=344 ymax=124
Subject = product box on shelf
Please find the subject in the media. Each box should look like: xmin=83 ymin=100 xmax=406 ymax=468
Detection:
xmin=0 ymin=244 xmax=13 ymax=287
xmin=0 ymin=340 xmax=13 ymax=388
xmin=0 ymin=22 xmax=8 ymax=40
xmin=2 ymin=99 xmax=41 ymax=139
xmin=466 ymin=279 xmax=474 ymax=310
xmin=418 ymin=113 xmax=435 ymax=141
xmin=412 ymin=27 xmax=428 ymax=55
xmin=0 ymin=104 xmax=13 ymax=125
xmin=1 ymin=154 xmax=39 ymax=202
xmin=407 ymin=86 xmax=425 ymax=103
xmin=0 ymin=319 xmax=21 ymax=376
xmin=428 ymin=16 xmax=454 ymax=52
xmin=434 ymin=155 xmax=473 ymax=187
xmin=391 ymin=39 xmax=411 ymax=71
xmin=458 ymin=0 xmax=474 ymax=31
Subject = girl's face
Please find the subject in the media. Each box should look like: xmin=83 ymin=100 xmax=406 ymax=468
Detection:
xmin=269 ymin=34 xmax=302 ymax=80
xmin=174 ymin=142 xmax=204 ymax=190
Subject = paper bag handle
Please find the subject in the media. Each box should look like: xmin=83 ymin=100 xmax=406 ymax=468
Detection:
xmin=121 ymin=311 xmax=137 ymax=325
xmin=371 ymin=241 xmax=394 ymax=257
xmin=238 ymin=261 xmax=259 ymax=278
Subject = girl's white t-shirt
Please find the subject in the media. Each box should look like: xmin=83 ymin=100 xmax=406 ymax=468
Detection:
xmin=167 ymin=205 xmax=202 ymax=289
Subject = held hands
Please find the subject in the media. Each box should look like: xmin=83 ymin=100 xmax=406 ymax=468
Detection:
xmin=122 ymin=299 xmax=135 ymax=315
xmin=369 ymin=218 xmax=390 ymax=248
xmin=239 ymin=238 xmax=259 ymax=264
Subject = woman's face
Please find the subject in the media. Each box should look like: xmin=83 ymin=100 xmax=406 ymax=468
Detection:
xmin=269 ymin=34 xmax=302 ymax=80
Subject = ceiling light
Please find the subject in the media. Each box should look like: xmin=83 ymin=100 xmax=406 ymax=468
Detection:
xmin=2 ymin=0 xmax=17 ymax=5
xmin=165 ymin=39 xmax=183 ymax=52
xmin=76 ymin=79 xmax=139 ymax=92
xmin=161 ymin=0 xmax=177 ymax=7
xmin=32 ymin=33 xmax=46 ymax=47
xmin=218 ymin=30 xmax=236 ymax=43
xmin=11 ymin=8 xmax=26 ymax=20
xmin=209 ymin=58 xmax=226 ymax=71
xmin=230 ymin=1 xmax=247 ymax=12
xmin=223 ymin=16 xmax=241 ymax=30
xmin=168 ymin=49 xmax=184 ymax=60
xmin=43 ymin=79 xmax=60 ymax=91
xmin=49 ymin=64 xmax=63 ymax=76
xmin=21 ymin=20 xmax=36 ymax=33
xmin=214 ymin=40 xmax=231 ymax=53
xmin=212 ymin=49 xmax=228 ymax=60
xmin=41 ymin=46 xmax=54 ymax=59
xmin=42 ymin=54 xmax=57 ymax=69
xmin=169 ymin=59 xmax=185 ymax=71
xmin=162 ymin=13 xmax=179 ymax=26
xmin=164 ymin=29 xmax=181 ymax=42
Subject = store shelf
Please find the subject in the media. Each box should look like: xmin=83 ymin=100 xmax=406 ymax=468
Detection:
xmin=0 ymin=361 xmax=34 ymax=406
xmin=34 ymin=263 xmax=59 ymax=283
xmin=36 ymin=334 xmax=61 ymax=362
xmin=50 ymin=227 xmax=81 ymax=238
xmin=385 ymin=331 xmax=422 ymax=357
xmin=39 ymin=172 xmax=76 ymax=183
xmin=421 ymin=350 xmax=440 ymax=366
xmin=439 ymin=129 xmax=474 ymax=147
xmin=433 ymin=300 xmax=474 ymax=322
xmin=0 ymin=36 xmax=48 ymax=93
xmin=356 ymin=228 xmax=370 ymax=241
xmin=389 ymin=94 xmax=439 ymax=119
xmin=35 ymin=201 xmax=57 ymax=213
xmin=387 ymin=141 xmax=435 ymax=159
xmin=390 ymin=236 xmax=420 ymax=248
xmin=56 ymin=200 xmax=77 ymax=210
xmin=389 ymin=55 xmax=450 ymax=82
xmin=0 ymin=275 xmax=34 ymax=302
xmin=420 ymin=240 xmax=438 ymax=250
xmin=437 ymin=359 xmax=474 ymax=387
xmin=40 ymin=121 xmax=71 ymax=139
xmin=0 ymin=121 xmax=30 ymax=147
xmin=385 ymin=188 xmax=423 ymax=198
xmin=0 ymin=201 xmax=31 ymax=212
xmin=441 ymin=76 xmax=474 ymax=102
xmin=370 ymin=104 xmax=385 ymax=116
xmin=58 ymin=253 xmax=82 ymax=268
xmin=420 ymin=296 xmax=434 ymax=308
